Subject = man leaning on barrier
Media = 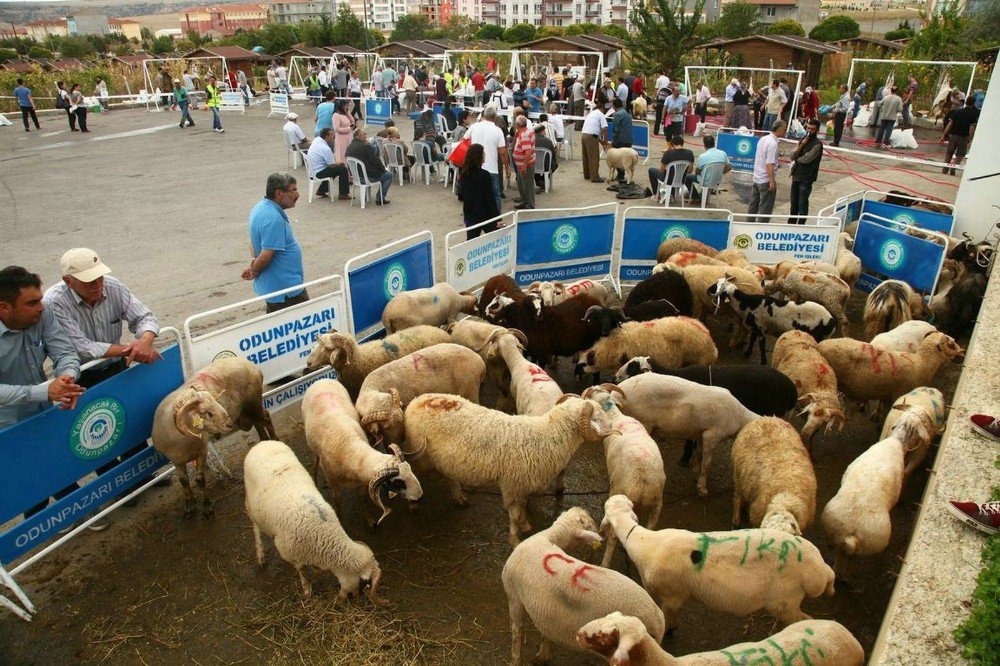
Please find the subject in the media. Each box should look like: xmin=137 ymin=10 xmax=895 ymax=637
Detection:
xmin=242 ymin=172 xmax=307 ymax=313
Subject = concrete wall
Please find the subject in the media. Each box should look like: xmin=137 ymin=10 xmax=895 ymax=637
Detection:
xmin=952 ymin=64 xmax=998 ymax=241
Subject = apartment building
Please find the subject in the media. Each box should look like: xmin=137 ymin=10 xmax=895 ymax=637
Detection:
xmin=270 ymin=0 xmax=339 ymax=24
xmin=482 ymin=0 xmax=630 ymax=28
xmin=730 ymin=0 xmax=820 ymax=32
xmin=109 ymin=18 xmax=144 ymax=41
xmin=24 ymin=19 xmax=70 ymax=41
xmin=179 ymin=3 xmax=270 ymax=37
xmin=417 ymin=0 xmax=454 ymax=25
xmin=342 ymin=0 xmax=411 ymax=31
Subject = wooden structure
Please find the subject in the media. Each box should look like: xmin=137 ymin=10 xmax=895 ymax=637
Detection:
xmin=700 ymin=34 xmax=841 ymax=87
xmin=515 ymin=34 xmax=622 ymax=70
xmin=181 ymin=45 xmax=261 ymax=77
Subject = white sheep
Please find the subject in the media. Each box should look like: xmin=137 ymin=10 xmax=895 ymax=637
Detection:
xmin=765 ymin=268 xmax=851 ymax=336
xmin=381 ymin=282 xmax=478 ymax=333
xmin=403 ymin=394 xmax=613 ymax=545
xmin=821 ymin=408 xmax=936 ymax=579
xmin=614 ymin=373 xmax=759 ymax=496
xmin=576 ymin=612 xmax=865 ymax=665
xmin=484 ymin=330 xmax=564 ymax=416
xmin=714 ymin=248 xmax=766 ymax=280
xmin=601 ymin=495 xmax=835 ymax=632
xmin=302 ymin=379 xmax=423 ymax=526
xmin=870 ymin=320 xmax=938 ymax=353
xmin=582 ymin=384 xmax=665 ymax=566
xmin=447 ymin=318 xmax=517 ymax=403
xmin=579 ymin=317 xmax=718 ymax=378
xmin=604 ymin=146 xmax=640 ymax=184
xmin=355 ymin=343 xmax=486 ymax=447
xmin=152 ymin=357 xmax=276 ymax=518
xmin=502 ymin=507 xmax=665 ymax=666
xmin=656 ymin=237 xmax=719 ymax=263
xmin=771 ymin=259 xmax=841 ymax=280
xmin=879 ymin=387 xmax=947 ymax=479
xmin=661 ymin=251 xmax=727 ymax=269
xmin=771 ymin=331 xmax=846 ymax=444
xmin=243 ymin=440 xmax=382 ymax=600
xmin=304 ymin=326 xmax=451 ymax=399
xmin=835 ymin=232 xmax=862 ymax=289
xmin=731 ymin=417 xmax=817 ymax=535
xmin=526 ymin=278 xmax=610 ymax=307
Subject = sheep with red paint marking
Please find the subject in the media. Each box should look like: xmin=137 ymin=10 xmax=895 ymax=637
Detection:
xmin=448 ymin=318 xmax=517 ymax=401
xmin=765 ymin=268 xmax=850 ymax=336
xmin=771 ymin=331 xmax=846 ymax=446
xmin=501 ymin=507 xmax=665 ymax=666
xmin=381 ymin=282 xmax=478 ymax=333
xmin=600 ymin=495 xmax=835 ymax=633
xmin=879 ymin=387 xmax=947 ymax=479
xmin=527 ymin=278 xmax=610 ymax=307
xmin=870 ymin=320 xmax=938 ymax=353
xmin=863 ymin=279 xmax=926 ymax=340
xmin=836 ymin=233 xmax=862 ymax=289
xmin=578 ymin=317 xmax=718 ymax=380
xmin=582 ymin=384 xmax=665 ymax=567
xmin=655 ymin=237 xmax=718 ymax=262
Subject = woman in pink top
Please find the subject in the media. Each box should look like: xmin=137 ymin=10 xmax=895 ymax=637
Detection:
xmin=332 ymin=99 xmax=354 ymax=163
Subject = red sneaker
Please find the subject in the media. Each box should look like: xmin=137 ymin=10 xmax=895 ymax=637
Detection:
xmin=969 ymin=414 xmax=1000 ymax=442
xmin=946 ymin=500 xmax=1000 ymax=535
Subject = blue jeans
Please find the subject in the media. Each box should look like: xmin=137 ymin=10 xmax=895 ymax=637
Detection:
xmin=179 ymin=100 xmax=193 ymax=125
xmin=377 ymin=170 xmax=393 ymax=201
xmin=851 ymin=95 xmax=861 ymax=120
xmin=875 ymin=119 xmax=895 ymax=145
xmin=211 ymin=107 xmax=222 ymax=130
xmin=761 ymin=113 xmax=777 ymax=132
xmin=490 ymin=172 xmax=502 ymax=213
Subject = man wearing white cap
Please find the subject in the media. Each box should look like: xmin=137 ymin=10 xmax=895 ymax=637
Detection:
xmin=282 ymin=112 xmax=309 ymax=150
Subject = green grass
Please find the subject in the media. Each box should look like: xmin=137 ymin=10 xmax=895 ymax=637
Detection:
xmin=952 ymin=459 xmax=1000 ymax=666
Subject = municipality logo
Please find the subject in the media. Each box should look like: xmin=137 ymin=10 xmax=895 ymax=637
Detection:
xmin=374 ymin=102 xmax=385 ymax=115
xmin=880 ymin=239 xmax=906 ymax=271
xmin=737 ymin=139 xmax=753 ymax=155
xmin=733 ymin=234 xmax=752 ymax=250
xmin=383 ymin=262 xmax=408 ymax=299
xmin=892 ymin=212 xmax=916 ymax=231
xmin=455 ymin=258 xmax=466 ymax=277
xmin=660 ymin=225 xmax=691 ymax=242
xmin=70 ymin=398 xmax=125 ymax=460
xmin=552 ymin=224 xmax=579 ymax=254
xmin=213 ymin=350 xmax=237 ymax=362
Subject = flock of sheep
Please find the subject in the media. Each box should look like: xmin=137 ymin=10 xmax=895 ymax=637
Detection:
xmin=142 ymin=226 xmax=986 ymax=664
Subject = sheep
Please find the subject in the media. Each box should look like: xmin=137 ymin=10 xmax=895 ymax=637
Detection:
xmin=655 ymin=237 xmax=718 ymax=263
xmin=578 ymin=317 xmax=718 ymax=381
xmin=731 ymin=417 xmax=817 ymax=536
xmin=528 ymin=278 xmax=611 ymax=307
xmin=939 ymin=271 xmax=987 ymax=338
xmin=631 ymin=94 xmax=647 ymax=119
xmin=613 ymin=373 xmax=758 ymax=496
xmin=479 ymin=274 xmax=530 ymax=320
xmin=304 ymin=326 xmax=451 ymax=399
xmin=447 ymin=318 xmax=518 ymax=401
xmin=879 ymin=387 xmax=947 ymax=478
xmin=601 ymin=495 xmax=835 ymax=632
xmin=771 ymin=331 xmax=846 ymax=444
xmin=928 ymin=259 xmax=962 ymax=323
xmin=496 ymin=292 xmax=604 ymax=367
xmin=612 ymin=359 xmax=798 ymax=465
xmin=835 ymin=232 xmax=862 ymax=289
xmin=663 ymin=251 xmax=727 ymax=268
xmin=821 ymin=408 xmax=936 ymax=580
xmin=381 ymin=282 xmax=477 ymax=333
xmin=604 ymin=146 xmax=640 ymax=184
xmin=576 ymin=612 xmax=864 ymax=666
xmin=870 ymin=320 xmax=938 ymax=353
xmin=709 ymin=277 xmax=836 ymax=365
xmin=302 ymin=379 xmax=423 ymax=527
xmin=765 ymin=268 xmax=850 ymax=336
xmin=244 ymin=440 xmax=382 ymax=600
xmin=483 ymin=330 xmax=564 ymax=417
xmin=355 ymin=343 xmax=486 ymax=447
xmin=152 ymin=357 xmax=276 ymax=518
xmin=661 ymin=264 xmax=763 ymax=347
xmin=582 ymin=300 xmax=680 ymax=337
xmin=582 ymin=384 xmax=665 ymax=567
xmin=863 ymin=279 xmax=924 ymax=340
xmin=817 ymin=332 xmax=964 ymax=415
xmin=502 ymin=507 xmax=665 ymax=666
xmin=771 ymin=259 xmax=840 ymax=280
xmin=403 ymin=394 xmax=613 ymax=545
xmin=623 ymin=270 xmax=693 ymax=317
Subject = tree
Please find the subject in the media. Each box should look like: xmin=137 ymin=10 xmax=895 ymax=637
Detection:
xmin=391 ymin=14 xmax=432 ymax=41
xmin=502 ymin=23 xmax=536 ymax=43
xmin=809 ymin=15 xmax=860 ymax=42
xmin=140 ymin=27 xmax=153 ymax=42
xmin=565 ymin=22 xmax=598 ymax=35
xmin=0 ymin=47 xmax=17 ymax=62
xmin=964 ymin=0 xmax=1000 ymax=46
xmin=475 ymin=23 xmax=505 ymax=41
xmin=427 ymin=28 xmax=447 ymax=39
xmin=627 ymin=0 xmax=706 ymax=76
xmin=715 ymin=1 xmax=759 ymax=39
xmin=258 ymin=23 xmax=298 ymax=54
xmin=535 ymin=26 xmax=565 ymax=38
xmin=368 ymin=28 xmax=386 ymax=46
xmin=28 ymin=45 xmax=53 ymax=59
xmin=598 ymin=24 xmax=629 ymax=40
xmin=58 ymin=36 xmax=95 ymax=58
xmin=150 ymin=35 xmax=174 ymax=55
xmin=299 ymin=12 xmax=336 ymax=47
xmin=441 ymin=16 xmax=478 ymax=41
xmin=766 ymin=19 xmax=805 ymax=36
xmin=906 ymin=4 xmax=971 ymax=60
xmin=330 ymin=7 xmax=370 ymax=48
xmin=884 ymin=20 xmax=915 ymax=41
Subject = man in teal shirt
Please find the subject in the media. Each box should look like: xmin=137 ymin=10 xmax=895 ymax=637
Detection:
xmin=173 ymin=79 xmax=194 ymax=128
xmin=524 ymin=78 xmax=543 ymax=113
xmin=241 ymin=173 xmax=306 ymax=313
xmin=688 ymin=135 xmax=731 ymax=200
xmin=314 ymin=90 xmax=336 ymax=136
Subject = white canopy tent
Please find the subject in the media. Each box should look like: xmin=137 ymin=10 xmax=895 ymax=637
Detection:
xmin=288 ymin=52 xmax=380 ymax=92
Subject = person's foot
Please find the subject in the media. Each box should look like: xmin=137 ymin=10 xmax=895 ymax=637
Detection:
xmin=187 ymin=122 xmax=195 ymax=127
xmin=969 ymin=414 xmax=1000 ymax=442
xmin=180 ymin=121 xmax=185 ymax=128
xmin=316 ymin=192 xmax=329 ymax=198
xmin=946 ymin=500 xmax=1000 ymax=535
xmin=376 ymin=199 xmax=391 ymax=206
xmin=81 ymin=130 xmax=90 ymax=133
xmin=25 ymin=128 xmax=29 ymax=132
xmin=337 ymin=194 xmax=350 ymax=200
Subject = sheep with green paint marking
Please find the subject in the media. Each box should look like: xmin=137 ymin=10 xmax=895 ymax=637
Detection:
xmin=600 ymin=495 xmax=835 ymax=634
xmin=381 ymin=282 xmax=478 ymax=333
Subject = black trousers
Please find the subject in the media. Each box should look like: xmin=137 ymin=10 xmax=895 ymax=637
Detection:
xmin=75 ymin=107 xmax=89 ymax=132
xmin=265 ymin=289 xmax=310 ymax=314
xmin=20 ymin=105 xmax=40 ymax=130
xmin=315 ymin=164 xmax=350 ymax=196
xmin=789 ymin=180 xmax=814 ymax=223
xmin=695 ymin=101 xmax=707 ymax=123
xmin=832 ymin=112 xmax=846 ymax=146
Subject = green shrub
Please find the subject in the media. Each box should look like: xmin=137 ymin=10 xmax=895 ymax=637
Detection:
xmin=809 ymin=15 xmax=861 ymax=42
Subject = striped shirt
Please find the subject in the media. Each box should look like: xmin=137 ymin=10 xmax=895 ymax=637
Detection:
xmin=513 ymin=127 xmax=536 ymax=170
xmin=43 ymin=276 xmax=159 ymax=362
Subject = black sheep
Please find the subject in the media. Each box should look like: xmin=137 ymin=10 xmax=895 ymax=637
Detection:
xmin=496 ymin=293 xmax=603 ymax=367
xmin=582 ymin=300 xmax=681 ymax=338
xmin=623 ymin=271 xmax=693 ymax=316
xmin=940 ymin=272 xmax=987 ymax=338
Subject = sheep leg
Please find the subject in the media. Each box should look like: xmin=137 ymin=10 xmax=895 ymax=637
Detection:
xmin=697 ymin=434 xmax=720 ymax=497
xmin=757 ymin=333 xmax=768 ymax=365
xmin=252 ymin=523 xmax=266 ymax=567
xmin=508 ymin=597 xmax=527 ymax=666
xmin=732 ymin=492 xmax=743 ymax=529
xmin=254 ymin=408 xmax=277 ymax=441
xmin=552 ymin=471 xmax=565 ymax=496
xmin=743 ymin=327 xmax=758 ymax=358
xmin=504 ymin=493 xmax=531 ymax=547
xmin=175 ymin=462 xmax=197 ymax=518
xmin=600 ymin=528 xmax=618 ymax=568
xmin=295 ymin=564 xmax=313 ymax=598
xmin=771 ymin=603 xmax=810 ymax=628
xmin=195 ymin=453 xmax=213 ymax=518
xmin=446 ymin=478 xmax=469 ymax=507
xmin=678 ymin=439 xmax=696 ymax=467
xmin=660 ymin=600 xmax=681 ymax=634
xmin=533 ymin=639 xmax=553 ymax=664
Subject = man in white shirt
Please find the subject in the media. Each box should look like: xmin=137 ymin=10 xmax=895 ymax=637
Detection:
xmin=274 ymin=62 xmax=291 ymax=95
xmin=547 ymin=103 xmax=565 ymax=140
xmin=402 ymin=70 xmax=418 ymax=112
xmin=581 ymin=105 xmax=608 ymax=182
xmin=831 ymin=83 xmax=852 ymax=147
xmin=747 ymin=120 xmax=786 ymax=222
xmin=283 ymin=112 xmax=309 ymax=150
xmin=306 ymin=128 xmax=350 ymax=199
xmin=318 ymin=66 xmax=329 ymax=95
xmin=653 ymin=70 xmax=670 ymax=134
xmin=571 ymin=76 xmax=586 ymax=126
xmin=723 ymin=78 xmax=738 ymax=126
xmin=467 ymin=107 xmax=510 ymax=214
xmin=761 ymin=79 xmax=787 ymax=133
xmin=616 ymin=76 xmax=629 ymax=103
xmin=694 ymin=80 xmax=711 ymax=123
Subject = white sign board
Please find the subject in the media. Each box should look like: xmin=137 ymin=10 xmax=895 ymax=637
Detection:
xmin=263 ymin=367 xmax=338 ymax=412
xmin=445 ymin=223 xmax=516 ymax=292
xmin=220 ymin=92 xmax=245 ymax=112
xmin=727 ymin=222 xmax=839 ymax=264
xmin=269 ymin=92 xmax=290 ymax=117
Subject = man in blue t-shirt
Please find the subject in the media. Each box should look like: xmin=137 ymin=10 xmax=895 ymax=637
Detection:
xmin=524 ymin=78 xmax=543 ymax=113
xmin=241 ymin=173 xmax=306 ymax=313
xmin=13 ymin=78 xmax=40 ymax=132
xmin=314 ymin=90 xmax=336 ymax=136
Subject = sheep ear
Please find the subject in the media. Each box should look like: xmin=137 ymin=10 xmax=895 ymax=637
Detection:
xmin=576 ymin=529 xmax=603 ymax=546
xmin=796 ymin=392 xmax=815 ymax=406
xmin=891 ymin=403 xmax=909 ymax=412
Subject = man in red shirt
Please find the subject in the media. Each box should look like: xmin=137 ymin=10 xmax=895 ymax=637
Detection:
xmin=632 ymin=73 xmax=645 ymax=100
xmin=471 ymin=67 xmax=485 ymax=106
xmin=512 ymin=115 xmax=536 ymax=210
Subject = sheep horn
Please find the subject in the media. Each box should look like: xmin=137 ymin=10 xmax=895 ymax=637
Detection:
xmin=388 ymin=443 xmax=405 ymax=462
xmin=556 ymin=393 xmax=579 ymax=405
xmin=368 ymin=465 xmax=400 ymax=527
xmin=389 ymin=388 xmax=401 ymax=410
xmin=361 ymin=409 xmax=390 ymax=426
xmin=173 ymin=389 xmax=204 ymax=439
xmin=599 ymin=383 xmax=625 ymax=398
xmin=326 ymin=335 xmax=355 ymax=366
xmin=506 ymin=328 xmax=528 ymax=345
xmin=475 ymin=328 xmax=506 ymax=353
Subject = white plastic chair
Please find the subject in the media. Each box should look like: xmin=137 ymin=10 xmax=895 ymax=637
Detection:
xmin=436 ymin=112 xmax=456 ymax=142
xmin=536 ymin=147 xmax=555 ymax=193
xmin=345 ymin=157 xmax=383 ymax=209
xmin=442 ymin=144 xmax=461 ymax=192
xmin=560 ymin=123 xmax=575 ymax=159
xmin=659 ymin=160 xmax=692 ymax=208
xmin=412 ymin=141 xmax=438 ymax=185
xmin=305 ymin=159 xmax=334 ymax=204
xmin=283 ymin=130 xmax=304 ymax=169
xmin=698 ymin=162 xmax=725 ymax=208
xmin=382 ymin=142 xmax=408 ymax=186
